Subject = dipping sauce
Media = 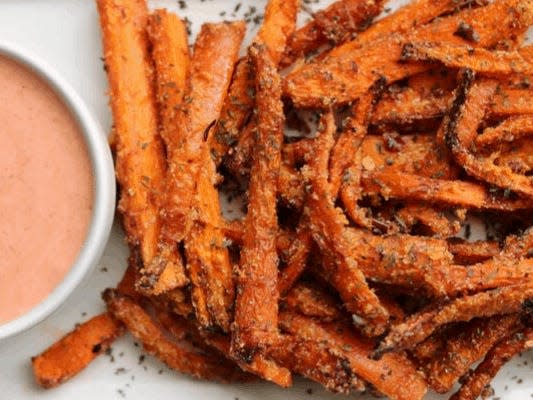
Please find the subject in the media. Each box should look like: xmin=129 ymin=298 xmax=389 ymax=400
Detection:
xmin=0 ymin=55 xmax=93 ymax=323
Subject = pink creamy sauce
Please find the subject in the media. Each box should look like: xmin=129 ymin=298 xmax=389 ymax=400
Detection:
xmin=0 ymin=56 xmax=93 ymax=323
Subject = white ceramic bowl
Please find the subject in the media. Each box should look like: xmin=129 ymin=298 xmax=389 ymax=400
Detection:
xmin=0 ymin=42 xmax=115 ymax=340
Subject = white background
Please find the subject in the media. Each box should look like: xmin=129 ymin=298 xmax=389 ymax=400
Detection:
xmin=0 ymin=1 xmax=532 ymax=399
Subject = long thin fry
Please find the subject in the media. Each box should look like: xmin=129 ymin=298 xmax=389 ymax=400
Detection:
xmin=284 ymin=0 xmax=533 ymax=107
xmin=282 ymin=281 xmax=343 ymax=322
xmin=303 ymin=112 xmax=389 ymax=336
xmin=137 ymin=9 xmax=190 ymax=294
xmin=269 ymin=337 xmax=366 ymax=393
xmin=280 ymin=0 xmax=385 ymax=67
xmin=211 ymin=0 xmax=298 ymax=165
xmin=476 ymin=115 xmax=533 ymax=148
xmin=396 ymin=203 xmax=462 ymax=237
xmin=425 ymin=315 xmax=520 ymax=393
xmin=278 ymin=226 xmax=312 ymax=294
xmin=447 ymin=239 xmax=501 ymax=265
xmin=361 ymin=168 xmax=533 ymax=210
xmin=445 ymin=70 xmax=533 ymax=197
xmin=103 ymin=289 xmax=250 ymax=382
xmin=96 ymin=0 xmax=185 ymax=290
xmin=183 ymin=22 xmax=245 ymax=333
xmin=450 ymin=326 xmax=533 ymax=400
xmin=402 ymin=42 xmax=533 ymax=76
xmin=32 ymin=314 xmax=124 ymax=388
xmin=374 ymin=282 xmax=533 ymax=356
xmin=154 ymin=309 xmax=292 ymax=387
xmin=232 ymin=44 xmax=286 ymax=361
xmin=279 ymin=311 xmax=428 ymax=400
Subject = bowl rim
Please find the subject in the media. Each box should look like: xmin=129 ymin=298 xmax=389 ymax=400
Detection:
xmin=0 ymin=41 xmax=115 ymax=340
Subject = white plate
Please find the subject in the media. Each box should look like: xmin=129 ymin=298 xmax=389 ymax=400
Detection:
xmin=0 ymin=1 xmax=532 ymax=399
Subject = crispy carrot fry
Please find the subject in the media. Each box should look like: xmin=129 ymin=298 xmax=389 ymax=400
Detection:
xmin=345 ymin=0 xmax=486 ymax=52
xmin=445 ymin=70 xmax=533 ymax=197
xmin=182 ymin=22 xmax=245 ymax=333
xmin=282 ymin=281 xmax=343 ymax=322
xmin=402 ymin=42 xmax=533 ymax=76
xmin=103 ymin=289 xmax=250 ymax=383
xmin=476 ymin=115 xmax=533 ymax=148
xmin=447 ymin=239 xmax=502 ymax=265
xmin=269 ymin=337 xmax=366 ymax=393
xmin=224 ymin=118 xmax=255 ymax=176
xmin=374 ymin=282 xmax=533 ymax=356
xmin=279 ymin=162 xmax=305 ymax=209
xmin=303 ymin=112 xmax=389 ymax=336
xmin=331 ymin=83 xmax=383 ymax=198
xmin=361 ymin=168 xmax=533 ymax=210
xmin=232 ymin=44 xmax=285 ymax=360
xmin=136 ymin=9 xmax=190 ymax=294
xmin=396 ymin=203 xmax=463 ymax=237
xmin=32 ymin=313 xmax=125 ymax=388
xmin=279 ymin=311 xmax=428 ymax=400
xmin=278 ymin=226 xmax=312 ymax=294
xmin=425 ymin=315 xmax=520 ymax=393
xmin=284 ymin=0 xmax=533 ymax=107
xmin=449 ymin=326 xmax=533 ymax=400
xmin=496 ymin=136 xmax=533 ymax=173
xmin=117 ymin=250 xmax=142 ymax=300
xmin=211 ymin=0 xmax=298 ymax=165
xmin=155 ymin=309 xmax=291 ymax=387
xmin=491 ymin=87 xmax=533 ymax=117
xmin=96 ymin=0 xmax=183 ymax=289
xmin=222 ymin=218 xmax=244 ymax=245
xmin=280 ymin=0 xmax=385 ymax=67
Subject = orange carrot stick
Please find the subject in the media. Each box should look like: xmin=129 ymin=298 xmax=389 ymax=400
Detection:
xmin=232 ymin=44 xmax=286 ymax=360
xmin=32 ymin=313 xmax=124 ymax=388
xmin=96 ymin=0 xmax=184 ymax=289
xmin=182 ymin=22 xmax=245 ymax=333
xmin=137 ymin=9 xmax=191 ymax=295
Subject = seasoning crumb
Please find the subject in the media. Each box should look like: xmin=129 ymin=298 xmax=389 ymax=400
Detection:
xmin=306 ymin=388 xmax=313 ymax=395
xmin=138 ymin=354 xmax=145 ymax=364
xmin=158 ymin=369 xmax=164 ymax=375
xmin=81 ymin=312 xmax=87 ymax=317
xmin=117 ymin=389 xmax=126 ymax=398
xmin=100 ymin=266 xmax=108 ymax=272
xmin=115 ymin=367 xmax=129 ymax=375
xmin=178 ymin=0 xmax=187 ymax=9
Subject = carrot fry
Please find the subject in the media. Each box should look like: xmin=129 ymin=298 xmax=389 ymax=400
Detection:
xmin=331 ymin=83 xmax=383 ymax=198
xmin=134 ymin=9 xmax=190 ymax=295
xmin=447 ymin=239 xmax=501 ymax=265
xmin=211 ymin=0 xmax=298 ymax=165
xmin=361 ymin=168 xmax=533 ymax=210
xmin=476 ymin=115 xmax=533 ymax=148
xmin=282 ymin=281 xmax=343 ymax=322
xmin=182 ymin=22 xmax=245 ymax=333
xmin=32 ymin=313 xmax=125 ymax=388
xmin=269 ymin=337 xmax=366 ymax=393
xmin=232 ymin=44 xmax=286 ymax=360
xmin=222 ymin=218 xmax=244 ymax=245
xmin=374 ymin=282 xmax=533 ymax=356
xmin=284 ymin=0 xmax=533 ymax=108
xmin=103 ymin=289 xmax=250 ymax=383
xmin=96 ymin=0 xmax=184 ymax=289
xmin=279 ymin=162 xmax=305 ymax=209
xmin=445 ymin=70 xmax=533 ymax=197
xmin=278 ymin=226 xmax=312 ymax=294
xmin=280 ymin=0 xmax=385 ymax=67
xmin=425 ymin=315 xmax=520 ymax=393
xmin=346 ymin=0 xmax=486 ymax=52
xmin=303 ymin=112 xmax=389 ymax=336
xmin=224 ymin=118 xmax=256 ymax=176
xmin=449 ymin=326 xmax=533 ymax=400
xmin=279 ymin=311 xmax=428 ymax=400
xmin=401 ymin=42 xmax=533 ymax=76
xmin=154 ymin=308 xmax=293 ymax=387
xmin=372 ymin=85 xmax=533 ymax=127
xmin=496 ymin=136 xmax=533 ymax=173
xmin=395 ymin=203 xmax=463 ymax=237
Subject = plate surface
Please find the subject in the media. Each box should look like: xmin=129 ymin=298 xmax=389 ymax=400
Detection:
xmin=0 ymin=1 xmax=532 ymax=399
